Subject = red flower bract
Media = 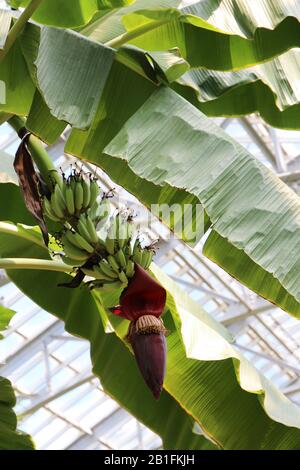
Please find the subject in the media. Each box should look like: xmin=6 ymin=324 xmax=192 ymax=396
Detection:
xmin=130 ymin=330 xmax=166 ymax=400
xmin=112 ymin=263 xmax=166 ymax=321
xmin=111 ymin=263 xmax=167 ymax=399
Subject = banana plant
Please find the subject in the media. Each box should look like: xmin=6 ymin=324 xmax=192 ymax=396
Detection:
xmin=0 ymin=0 xmax=300 ymax=450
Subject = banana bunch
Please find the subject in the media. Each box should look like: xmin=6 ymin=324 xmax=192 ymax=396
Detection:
xmin=42 ymin=168 xmax=157 ymax=290
xmin=43 ymin=172 xmax=100 ymax=223
xmin=82 ymin=216 xmax=155 ymax=291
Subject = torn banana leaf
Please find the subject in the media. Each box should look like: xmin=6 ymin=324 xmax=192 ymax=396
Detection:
xmin=83 ymin=85 xmax=300 ymax=319
xmin=173 ymin=50 xmax=300 ymax=130
xmin=21 ymin=24 xmax=115 ymax=129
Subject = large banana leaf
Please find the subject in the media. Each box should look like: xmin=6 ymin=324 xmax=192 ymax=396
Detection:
xmin=83 ymin=0 xmax=300 ymax=71
xmin=173 ymin=52 xmax=300 ymax=130
xmin=81 ymin=0 xmax=300 ymax=129
xmin=31 ymin=26 xmax=115 ymax=128
xmin=64 ymin=68 xmax=300 ymax=318
xmin=3 ymin=1 xmax=300 ymax=128
xmin=17 ymin=27 xmax=300 ymax=319
xmin=1 ymin=182 xmax=300 ymax=449
xmin=26 ymin=90 xmax=67 ymax=143
xmin=6 ymin=1 xmax=135 ymax=28
xmin=0 ymin=39 xmax=35 ymax=116
xmin=0 ymin=276 xmax=34 ymax=450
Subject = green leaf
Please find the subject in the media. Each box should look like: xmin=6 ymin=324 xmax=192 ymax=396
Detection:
xmin=89 ymin=85 xmax=300 ymax=319
xmin=8 ymin=0 xmax=135 ymax=28
xmin=147 ymin=48 xmax=190 ymax=84
xmin=26 ymin=90 xmax=67 ymax=143
xmin=0 ymin=182 xmax=36 ymax=225
xmin=173 ymin=51 xmax=300 ymax=130
xmin=0 ymin=39 xmax=35 ymax=115
xmin=81 ymin=1 xmax=181 ymax=43
xmin=152 ymin=265 xmax=300 ymax=437
xmin=85 ymin=2 xmax=300 ymax=71
xmin=1 ymin=216 xmax=300 ymax=448
xmin=81 ymin=0 xmax=300 ymax=129
xmin=203 ymin=231 xmax=300 ymax=317
xmin=0 ymin=376 xmax=35 ymax=450
xmin=66 ymin=61 xmax=205 ymax=240
xmin=0 ymin=8 xmax=11 ymax=49
xmin=22 ymin=1 xmax=300 ymax=132
xmin=23 ymin=26 xmax=115 ymax=129
xmin=0 ymin=305 xmax=15 ymax=339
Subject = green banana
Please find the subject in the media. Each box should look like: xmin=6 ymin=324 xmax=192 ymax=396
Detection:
xmin=92 ymin=265 xmax=117 ymax=281
xmin=89 ymin=180 xmax=100 ymax=208
xmin=50 ymin=184 xmax=66 ymax=219
xmin=125 ymin=260 xmax=135 ymax=278
xmin=126 ymin=221 xmax=133 ymax=243
xmin=64 ymin=183 xmax=75 ymax=215
xmin=43 ymin=198 xmax=61 ymax=222
xmin=77 ymin=216 xmax=94 ymax=245
xmin=107 ymin=255 xmax=120 ymax=273
xmin=132 ymin=247 xmax=142 ymax=265
xmin=116 ymin=249 xmax=127 ymax=270
xmin=65 ymin=230 xmax=94 ymax=254
xmin=70 ymin=176 xmax=77 ymax=192
xmin=105 ymin=217 xmax=118 ymax=254
xmin=118 ymin=270 xmax=128 ymax=284
xmin=133 ymin=237 xmax=141 ymax=253
xmin=74 ymin=180 xmax=84 ymax=212
xmin=105 ymin=237 xmax=115 ymax=255
xmin=61 ymin=235 xmax=89 ymax=261
xmin=141 ymin=250 xmax=153 ymax=269
xmin=125 ymin=241 xmax=133 ymax=257
xmin=82 ymin=177 xmax=91 ymax=209
xmin=62 ymin=256 xmax=84 ymax=267
xmin=117 ymin=219 xmax=127 ymax=249
xmin=99 ymin=260 xmax=118 ymax=279
xmin=85 ymin=215 xmax=98 ymax=244
xmin=100 ymin=281 xmax=125 ymax=292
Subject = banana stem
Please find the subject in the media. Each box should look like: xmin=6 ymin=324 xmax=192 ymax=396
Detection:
xmin=105 ymin=18 xmax=171 ymax=49
xmin=0 ymin=222 xmax=69 ymax=271
xmin=0 ymin=258 xmax=69 ymax=272
xmin=0 ymin=0 xmax=44 ymax=61
xmin=80 ymin=8 xmax=117 ymax=35
xmin=8 ymin=115 xmax=62 ymax=189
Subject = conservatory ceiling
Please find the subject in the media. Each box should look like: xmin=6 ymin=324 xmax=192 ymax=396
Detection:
xmin=1 ymin=114 xmax=300 ymax=450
